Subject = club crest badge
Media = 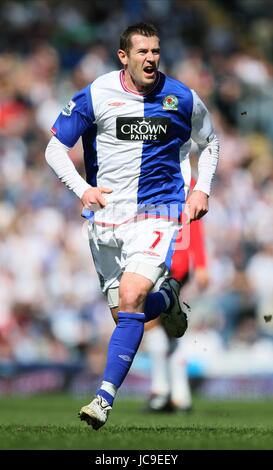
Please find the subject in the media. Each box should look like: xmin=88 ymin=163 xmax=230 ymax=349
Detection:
xmin=162 ymin=95 xmax=178 ymax=111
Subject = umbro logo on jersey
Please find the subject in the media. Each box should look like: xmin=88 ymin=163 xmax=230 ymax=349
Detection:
xmin=116 ymin=117 xmax=171 ymax=141
xmin=108 ymin=101 xmax=126 ymax=107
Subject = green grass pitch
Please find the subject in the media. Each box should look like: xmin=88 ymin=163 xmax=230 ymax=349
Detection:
xmin=0 ymin=394 xmax=273 ymax=450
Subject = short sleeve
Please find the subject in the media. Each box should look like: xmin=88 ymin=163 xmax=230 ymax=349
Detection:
xmin=51 ymin=85 xmax=95 ymax=148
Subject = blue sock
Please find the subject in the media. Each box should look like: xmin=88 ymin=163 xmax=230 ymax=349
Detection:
xmin=144 ymin=288 xmax=173 ymax=322
xmin=97 ymin=311 xmax=145 ymax=405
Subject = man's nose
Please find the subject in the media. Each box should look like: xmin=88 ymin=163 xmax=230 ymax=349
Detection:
xmin=146 ymin=51 xmax=155 ymax=62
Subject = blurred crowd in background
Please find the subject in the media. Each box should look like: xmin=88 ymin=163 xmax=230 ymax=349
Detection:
xmin=1 ymin=0 xmax=273 ymax=376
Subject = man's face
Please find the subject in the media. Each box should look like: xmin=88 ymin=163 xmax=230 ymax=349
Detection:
xmin=119 ymin=34 xmax=160 ymax=91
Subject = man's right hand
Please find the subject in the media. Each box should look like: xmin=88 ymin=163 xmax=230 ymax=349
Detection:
xmin=81 ymin=186 xmax=112 ymax=208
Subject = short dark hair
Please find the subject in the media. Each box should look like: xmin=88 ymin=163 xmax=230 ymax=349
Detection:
xmin=120 ymin=22 xmax=159 ymax=54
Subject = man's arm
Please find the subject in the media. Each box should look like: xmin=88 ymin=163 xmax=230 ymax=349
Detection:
xmin=45 ymin=137 xmax=112 ymax=208
xmin=187 ymin=91 xmax=219 ymax=222
xmin=45 ymin=86 xmax=112 ymax=208
xmin=45 ymin=136 xmax=90 ymax=198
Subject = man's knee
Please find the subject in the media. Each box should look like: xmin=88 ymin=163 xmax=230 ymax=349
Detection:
xmin=118 ymin=272 xmax=153 ymax=312
xmin=119 ymin=287 xmax=147 ymax=311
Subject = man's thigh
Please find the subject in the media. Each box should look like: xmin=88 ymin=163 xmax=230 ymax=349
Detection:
xmin=88 ymin=223 xmax=123 ymax=294
xmin=89 ymin=217 xmax=179 ymax=309
xmin=121 ymin=217 xmax=179 ymax=280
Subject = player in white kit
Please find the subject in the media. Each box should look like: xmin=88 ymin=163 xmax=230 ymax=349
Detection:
xmin=45 ymin=23 xmax=219 ymax=429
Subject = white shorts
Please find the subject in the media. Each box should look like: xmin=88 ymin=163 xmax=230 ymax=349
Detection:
xmin=88 ymin=215 xmax=179 ymax=305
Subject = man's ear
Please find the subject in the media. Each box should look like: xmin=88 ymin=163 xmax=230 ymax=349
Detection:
xmin=117 ymin=49 xmax=128 ymax=66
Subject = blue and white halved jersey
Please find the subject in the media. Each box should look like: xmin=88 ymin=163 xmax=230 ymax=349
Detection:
xmin=51 ymin=70 xmax=215 ymax=222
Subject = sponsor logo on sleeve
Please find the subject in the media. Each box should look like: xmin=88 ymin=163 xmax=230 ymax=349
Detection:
xmin=116 ymin=117 xmax=171 ymax=141
xmin=62 ymin=100 xmax=76 ymax=116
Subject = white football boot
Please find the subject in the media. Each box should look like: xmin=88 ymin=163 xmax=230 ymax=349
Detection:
xmin=79 ymin=396 xmax=112 ymax=430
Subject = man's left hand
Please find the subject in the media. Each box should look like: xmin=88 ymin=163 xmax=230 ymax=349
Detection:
xmin=186 ymin=190 xmax=209 ymax=222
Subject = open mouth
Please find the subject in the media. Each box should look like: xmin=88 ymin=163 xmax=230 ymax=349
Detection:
xmin=143 ymin=66 xmax=156 ymax=76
